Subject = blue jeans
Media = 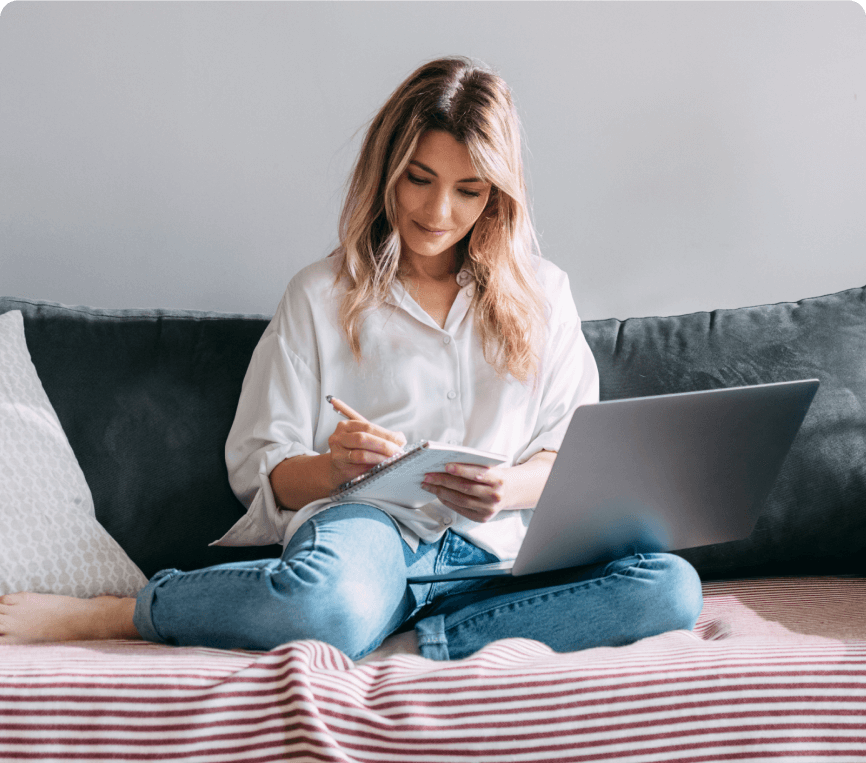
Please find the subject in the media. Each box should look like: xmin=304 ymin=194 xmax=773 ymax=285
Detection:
xmin=133 ymin=504 xmax=703 ymax=661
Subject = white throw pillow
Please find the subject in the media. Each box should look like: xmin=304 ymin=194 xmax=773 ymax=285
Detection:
xmin=0 ymin=310 xmax=148 ymax=597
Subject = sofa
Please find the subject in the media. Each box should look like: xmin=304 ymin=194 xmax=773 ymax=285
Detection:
xmin=1 ymin=285 xmax=865 ymax=762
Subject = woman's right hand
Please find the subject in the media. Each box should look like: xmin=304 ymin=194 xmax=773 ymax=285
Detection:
xmin=269 ymin=420 xmax=407 ymax=510
xmin=327 ymin=420 xmax=407 ymax=489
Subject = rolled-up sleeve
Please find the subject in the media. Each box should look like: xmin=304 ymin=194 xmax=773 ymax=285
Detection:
xmin=225 ymin=332 xmax=320 ymax=509
xmin=514 ymin=275 xmax=600 ymax=464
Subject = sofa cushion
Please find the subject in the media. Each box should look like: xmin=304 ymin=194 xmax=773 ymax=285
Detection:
xmin=0 ymin=297 xmax=280 ymax=580
xmin=0 ymin=310 xmax=148 ymax=596
xmin=582 ymin=285 xmax=866 ymax=578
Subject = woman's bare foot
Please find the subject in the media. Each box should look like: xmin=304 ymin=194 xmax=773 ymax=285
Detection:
xmin=0 ymin=592 xmax=141 ymax=644
xmin=355 ymin=629 xmax=420 ymax=665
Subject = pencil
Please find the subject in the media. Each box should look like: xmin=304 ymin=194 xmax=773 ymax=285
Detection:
xmin=326 ymin=395 xmax=371 ymax=424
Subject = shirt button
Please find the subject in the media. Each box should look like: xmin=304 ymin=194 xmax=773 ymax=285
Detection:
xmin=442 ymin=516 xmax=453 ymax=526
xmin=447 ymin=390 xmax=457 ymax=400
xmin=443 ymin=336 xmax=451 ymax=345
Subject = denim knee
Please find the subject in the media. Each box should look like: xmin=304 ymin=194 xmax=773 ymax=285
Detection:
xmin=592 ymin=551 xmax=702 ymax=644
xmin=639 ymin=552 xmax=703 ymax=632
xmin=274 ymin=506 xmax=413 ymax=657
xmin=134 ymin=503 xmax=413 ymax=654
xmin=281 ymin=567 xmax=406 ymax=658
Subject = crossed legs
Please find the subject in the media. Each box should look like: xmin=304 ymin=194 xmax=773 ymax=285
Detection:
xmin=1 ymin=504 xmax=703 ymax=660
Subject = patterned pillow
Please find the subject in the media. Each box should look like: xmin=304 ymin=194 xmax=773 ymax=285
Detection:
xmin=0 ymin=310 xmax=148 ymax=597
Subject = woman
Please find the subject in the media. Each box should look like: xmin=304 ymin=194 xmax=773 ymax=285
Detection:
xmin=0 ymin=57 xmax=702 ymax=660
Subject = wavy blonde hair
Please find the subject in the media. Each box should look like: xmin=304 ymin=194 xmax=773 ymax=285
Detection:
xmin=333 ymin=56 xmax=547 ymax=383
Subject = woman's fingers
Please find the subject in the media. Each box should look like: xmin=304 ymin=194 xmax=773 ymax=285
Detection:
xmin=327 ymin=420 xmax=407 ymax=487
xmin=330 ymin=422 xmax=405 ymax=458
xmin=375 ymin=423 xmax=407 ymax=449
xmin=422 ymin=477 xmax=503 ymax=507
xmin=421 ymin=464 xmax=507 ymax=522
xmin=338 ymin=443 xmax=391 ymax=465
xmin=339 ymin=418 xmax=406 ymax=448
xmin=430 ymin=489 xmax=500 ymax=522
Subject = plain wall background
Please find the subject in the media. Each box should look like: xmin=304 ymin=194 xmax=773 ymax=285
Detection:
xmin=1 ymin=1 xmax=864 ymax=321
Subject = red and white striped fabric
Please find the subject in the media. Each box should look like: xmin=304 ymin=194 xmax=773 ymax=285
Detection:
xmin=2 ymin=576 xmax=865 ymax=762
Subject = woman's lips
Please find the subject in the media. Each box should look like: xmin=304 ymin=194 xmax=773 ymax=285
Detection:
xmin=414 ymin=221 xmax=448 ymax=235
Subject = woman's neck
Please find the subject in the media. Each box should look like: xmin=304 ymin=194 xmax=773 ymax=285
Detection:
xmin=399 ymin=248 xmax=461 ymax=284
xmin=398 ymin=249 xmax=464 ymax=328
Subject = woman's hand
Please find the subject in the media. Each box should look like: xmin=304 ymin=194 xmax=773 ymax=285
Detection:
xmin=327 ymin=419 xmax=407 ymax=489
xmin=269 ymin=420 xmax=406 ymax=511
xmin=420 ymin=463 xmax=510 ymax=522
xmin=420 ymin=450 xmax=557 ymax=523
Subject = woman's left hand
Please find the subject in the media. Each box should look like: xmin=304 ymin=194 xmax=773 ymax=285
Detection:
xmin=420 ymin=463 xmax=510 ymax=523
xmin=419 ymin=451 xmax=557 ymax=523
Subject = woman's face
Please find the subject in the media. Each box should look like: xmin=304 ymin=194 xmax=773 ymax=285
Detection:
xmin=394 ymin=130 xmax=492 ymax=270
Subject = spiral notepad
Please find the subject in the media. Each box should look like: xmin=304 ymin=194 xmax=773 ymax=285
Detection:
xmin=330 ymin=440 xmax=507 ymax=508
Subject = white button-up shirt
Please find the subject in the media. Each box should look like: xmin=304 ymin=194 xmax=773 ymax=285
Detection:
xmin=215 ymin=254 xmax=599 ymax=560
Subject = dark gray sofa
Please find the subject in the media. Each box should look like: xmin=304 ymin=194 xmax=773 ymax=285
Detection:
xmin=2 ymin=285 xmax=865 ymax=582
xmin=3 ymin=287 xmax=866 ymax=762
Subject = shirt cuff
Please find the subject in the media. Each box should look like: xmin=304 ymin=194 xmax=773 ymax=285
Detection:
xmin=215 ymin=444 xmax=317 ymax=547
xmin=210 ymin=473 xmax=293 ymax=547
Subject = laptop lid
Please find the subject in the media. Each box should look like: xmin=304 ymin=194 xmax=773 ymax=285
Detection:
xmin=510 ymin=379 xmax=819 ymax=576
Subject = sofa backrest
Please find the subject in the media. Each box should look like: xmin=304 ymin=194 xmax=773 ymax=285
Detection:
xmin=3 ymin=286 xmax=865 ymax=580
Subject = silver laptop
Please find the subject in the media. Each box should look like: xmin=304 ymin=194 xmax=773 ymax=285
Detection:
xmin=408 ymin=379 xmax=819 ymax=582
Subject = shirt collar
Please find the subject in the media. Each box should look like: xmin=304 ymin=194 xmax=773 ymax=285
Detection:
xmin=456 ymin=266 xmax=475 ymax=288
xmin=385 ymin=266 xmax=476 ymax=331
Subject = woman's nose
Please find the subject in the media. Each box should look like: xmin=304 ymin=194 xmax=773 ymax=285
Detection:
xmin=425 ymin=189 xmax=450 ymax=222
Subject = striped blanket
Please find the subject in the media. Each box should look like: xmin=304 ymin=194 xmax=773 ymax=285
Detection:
xmin=2 ymin=577 xmax=865 ymax=762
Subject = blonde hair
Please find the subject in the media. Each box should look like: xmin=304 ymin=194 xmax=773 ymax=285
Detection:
xmin=334 ymin=56 xmax=547 ymax=383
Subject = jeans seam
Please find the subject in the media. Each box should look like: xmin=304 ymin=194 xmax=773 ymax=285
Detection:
xmin=417 ymin=634 xmax=447 ymax=644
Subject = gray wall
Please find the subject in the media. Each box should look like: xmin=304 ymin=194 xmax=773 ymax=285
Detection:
xmin=1 ymin=1 xmax=864 ymax=321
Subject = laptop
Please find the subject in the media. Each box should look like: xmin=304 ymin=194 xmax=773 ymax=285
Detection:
xmin=408 ymin=379 xmax=819 ymax=582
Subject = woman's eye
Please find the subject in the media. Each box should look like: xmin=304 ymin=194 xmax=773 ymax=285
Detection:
xmin=406 ymin=172 xmax=482 ymax=198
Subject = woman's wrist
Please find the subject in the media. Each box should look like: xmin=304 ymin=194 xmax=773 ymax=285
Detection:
xmin=269 ymin=453 xmax=336 ymax=510
xmin=499 ymin=450 xmax=557 ymax=511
